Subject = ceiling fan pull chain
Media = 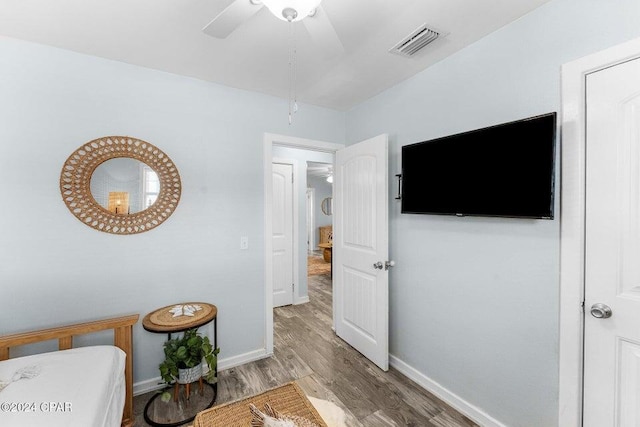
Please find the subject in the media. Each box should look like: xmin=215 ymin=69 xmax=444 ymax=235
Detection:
xmin=288 ymin=19 xmax=294 ymax=124
xmin=293 ymin=21 xmax=298 ymax=114
xmin=286 ymin=19 xmax=299 ymax=125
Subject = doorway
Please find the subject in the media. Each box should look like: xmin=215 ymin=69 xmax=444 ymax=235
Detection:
xmin=264 ymin=134 xmax=344 ymax=355
xmin=265 ymin=133 xmax=390 ymax=371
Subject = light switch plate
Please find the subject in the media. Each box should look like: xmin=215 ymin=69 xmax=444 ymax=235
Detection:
xmin=240 ymin=236 xmax=249 ymax=250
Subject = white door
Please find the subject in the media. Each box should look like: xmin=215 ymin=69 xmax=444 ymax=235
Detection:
xmin=272 ymin=162 xmax=294 ymax=307
xmin=334 ymin=134 xmax=389 ymax=371
xmin=584 ymin=57 xmax=640 ymax=425
xmin=306 ymin=188 xmax=314 ymax=252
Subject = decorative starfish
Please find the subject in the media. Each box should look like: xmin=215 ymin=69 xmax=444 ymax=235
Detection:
xmin=168 ymin=304 xmax=203 ymax=317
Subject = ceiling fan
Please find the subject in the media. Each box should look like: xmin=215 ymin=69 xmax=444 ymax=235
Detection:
xmin=202 ymin=0 xmax=345 ymax=58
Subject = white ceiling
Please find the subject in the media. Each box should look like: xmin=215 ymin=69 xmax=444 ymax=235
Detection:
xmin=0 ymin=0 xmax=551 ymax=110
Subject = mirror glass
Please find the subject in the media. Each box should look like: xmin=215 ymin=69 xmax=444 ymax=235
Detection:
xmin=321 ymin=197 xmax=333 ymax=216
xmin=90 ymin=158 xmax=160 ymax=215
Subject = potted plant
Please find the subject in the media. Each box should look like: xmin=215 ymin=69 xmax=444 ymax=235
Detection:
xmin=159 ymin=328 xmax=220 ymax=386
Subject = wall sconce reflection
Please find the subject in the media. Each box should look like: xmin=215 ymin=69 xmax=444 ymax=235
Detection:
xmin=108 ymin=191 xmax=130 ymax=215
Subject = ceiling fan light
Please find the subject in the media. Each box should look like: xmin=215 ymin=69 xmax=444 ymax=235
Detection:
xmin=261 ymin=0 xmax=322 ymax=22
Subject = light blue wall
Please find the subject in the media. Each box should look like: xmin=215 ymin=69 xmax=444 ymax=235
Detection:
xmin=345 ymin=0 xmax=640 ymax=426
xmin=308 ymin=175 xmax=333 ymax=230
xmin=272 ymin=146 xmax=334 ymax=299
xmin=0 ymin=37 xmax=344 ymax=384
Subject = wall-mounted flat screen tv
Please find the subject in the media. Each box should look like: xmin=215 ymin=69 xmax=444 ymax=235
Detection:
xmin=401 ymin=112 xmax=557 ymax=219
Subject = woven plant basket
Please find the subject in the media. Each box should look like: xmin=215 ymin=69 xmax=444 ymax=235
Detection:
xmin=178 ymin=363 xmax=203 ymax=384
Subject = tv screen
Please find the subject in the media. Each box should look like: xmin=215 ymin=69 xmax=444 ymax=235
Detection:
xmin=401 ymin=112 xmax=557 ymax=219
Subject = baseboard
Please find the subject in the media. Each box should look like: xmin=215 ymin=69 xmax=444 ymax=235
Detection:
xmin=294 ymin=296 xmax=310 ymax=305
xmin=133 ymin=376 xmax=166 ymax=396
xmin=217 ymin=348 xmax=269 ymax=370
xmin=389 ymin=355 xmax=506 ymax=427
xmin=133 ymin=348 xmax=270 ymax=396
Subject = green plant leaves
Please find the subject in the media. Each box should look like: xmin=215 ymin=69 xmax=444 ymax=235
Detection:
xmin=158 ymin=327 xmax=220 ymax=385
xmin=175 ymin=346 xmax=187 ymax=360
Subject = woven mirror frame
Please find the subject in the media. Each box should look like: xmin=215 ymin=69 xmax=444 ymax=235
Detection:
xmin=60 ymin=136 xmax=181 ymax=235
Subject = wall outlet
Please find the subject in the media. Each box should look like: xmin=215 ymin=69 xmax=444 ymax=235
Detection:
xmin=240 ymin=236 xmax=249 ymax=250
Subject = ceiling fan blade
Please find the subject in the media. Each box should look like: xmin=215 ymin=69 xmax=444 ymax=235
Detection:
xmin=302 ymin=6 xmax=345 ymax=58
xmin=202 ymin=0 xmax=264 ymax=39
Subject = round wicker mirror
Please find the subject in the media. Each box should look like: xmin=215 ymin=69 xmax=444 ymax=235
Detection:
xmin=321 ymin=197 xmax=332 ymax=216
xmin=60 ymin=136 xmax=181 ymax=234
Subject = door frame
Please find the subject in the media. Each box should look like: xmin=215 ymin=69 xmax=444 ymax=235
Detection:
xmin=559 ymin=36 xmax=640 ymax=426
xmin=306 ymin=187 xmax=315 ymax=252
xmin=264 ymin=133 xmax=344 ymax=355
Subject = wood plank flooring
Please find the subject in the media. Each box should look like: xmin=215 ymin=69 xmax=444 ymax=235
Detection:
xmin=134 ymin=269 xmax=478 ymax=426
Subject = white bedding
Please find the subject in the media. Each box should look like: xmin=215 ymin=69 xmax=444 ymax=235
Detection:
xmin=0 ymin=345 xmax=125 ymax=427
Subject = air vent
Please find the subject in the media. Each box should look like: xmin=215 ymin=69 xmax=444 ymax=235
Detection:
xmin=389 ymin=24 xmax=442 ymax=57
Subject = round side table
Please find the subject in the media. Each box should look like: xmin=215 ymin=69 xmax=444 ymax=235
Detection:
xmin=142 ymin=302 xmax=218 ymax=427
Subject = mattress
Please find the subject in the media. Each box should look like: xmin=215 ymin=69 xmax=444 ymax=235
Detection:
xmin=0 ymin=345 xmax=125 ymax=427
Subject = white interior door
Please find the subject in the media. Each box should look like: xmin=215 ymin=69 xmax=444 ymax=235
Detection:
xmin=584 ymin=57 xmax=640 ymax=426
xmin=272 ymin=162 xmax=294 ymax=307
xmin=334 ymin=134 xmax=389 ymax=371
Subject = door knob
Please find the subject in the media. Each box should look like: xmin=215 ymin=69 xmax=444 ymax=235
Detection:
xmin=385 ymin=260 xmax=395 ymax=270
xmin=590 ymin=303 xmax=612 ymax=319
xmin=373 ymin=262 xmax=384 ymax=270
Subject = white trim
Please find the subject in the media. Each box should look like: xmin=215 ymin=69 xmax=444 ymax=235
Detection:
xmin=133 ymin=348 xmax=269 ymax=396
xmin=264 ymin=133 xmax=344 ymax=152
xmin=273 ymin=157 xmax=299 ymax=307
xmin=133 ymin=376 xmax=165 ymax=396
xmin=389 ymin=355 xmax=506 ymax=427
xmin=217 ymin=348 xmax=270 ymax=370
xmin=264 ymin=133 xmax=344 ymax=354
xmin=559 ymin=36 xmax=640 ymax=426
xmin=294 ymin=296 xmax=310 ymax=305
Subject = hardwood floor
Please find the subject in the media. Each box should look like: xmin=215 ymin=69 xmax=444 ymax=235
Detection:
xmin=133 ymin=271 xmax=478 ymax=426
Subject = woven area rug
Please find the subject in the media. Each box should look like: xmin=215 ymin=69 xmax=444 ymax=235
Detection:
xmin=193 ymin=382 xmax=327 ymax=427
xmin=308 ymin=256 xmax=331 ymax=276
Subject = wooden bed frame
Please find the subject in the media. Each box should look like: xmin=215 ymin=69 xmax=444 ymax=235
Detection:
xmin=0 ymin=314 xmax=139 ymax=427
